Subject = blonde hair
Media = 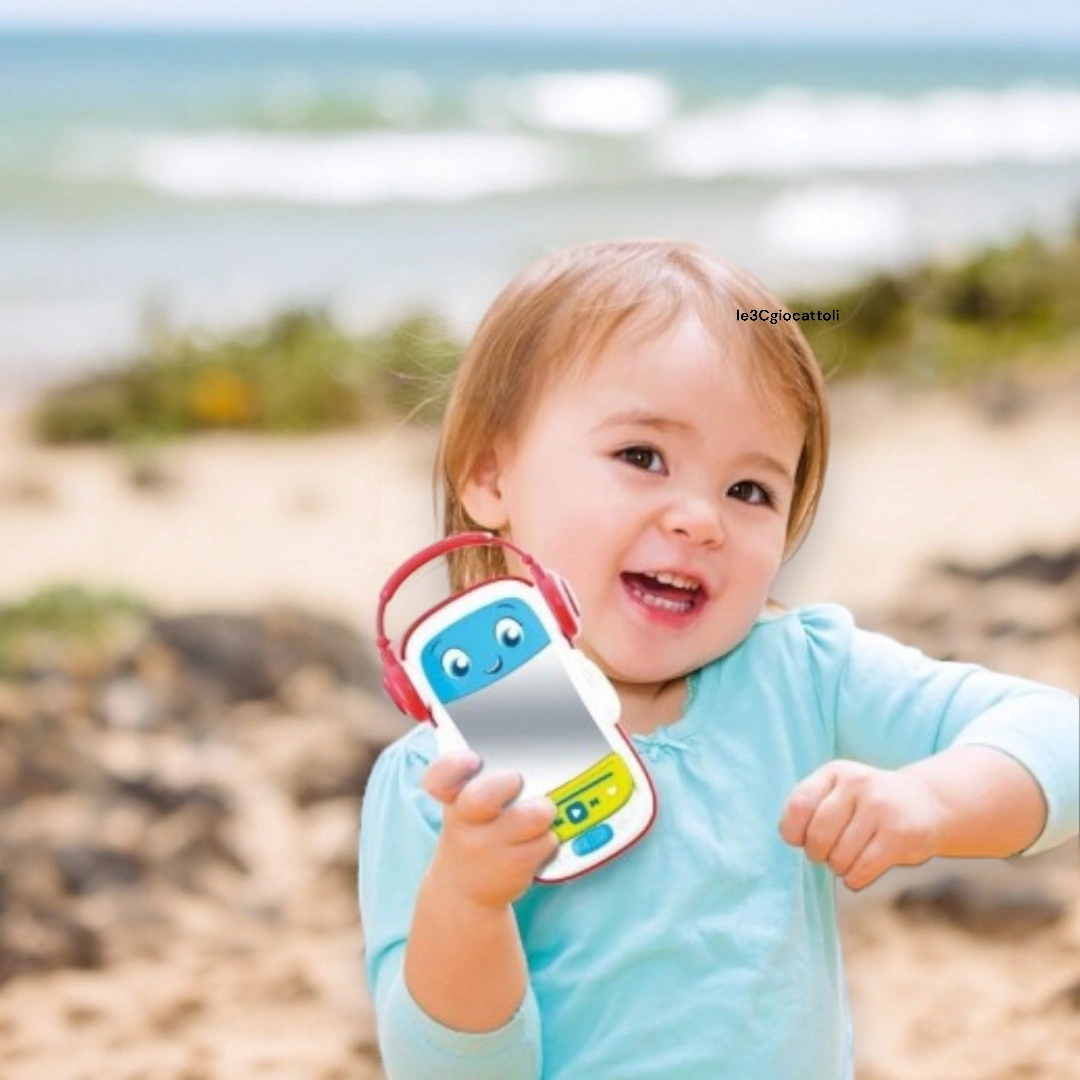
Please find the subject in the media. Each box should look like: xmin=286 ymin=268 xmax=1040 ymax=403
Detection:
xmin=434 ymin=239 xmax=830 ymax=592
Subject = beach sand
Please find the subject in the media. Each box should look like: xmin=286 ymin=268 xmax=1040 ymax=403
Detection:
xmin=0 ymin=362 xmax=1078 ymax=1079
xmin=3 ymin=366 xmax=1080 ymax=628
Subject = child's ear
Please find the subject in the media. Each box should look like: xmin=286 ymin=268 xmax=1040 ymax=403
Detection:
xmin=459 ymin=448 xmax=509 ymax=532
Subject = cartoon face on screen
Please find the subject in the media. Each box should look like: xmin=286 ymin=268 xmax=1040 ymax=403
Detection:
xmin=420 ymin=597 xmax=551 ymax=703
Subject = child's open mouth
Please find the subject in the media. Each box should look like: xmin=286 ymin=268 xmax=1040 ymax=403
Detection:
xmin=620 ymin=571 xmax=705 ymax=620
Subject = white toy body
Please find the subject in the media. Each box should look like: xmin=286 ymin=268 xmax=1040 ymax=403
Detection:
xmin=400 ymin=576 xmax=657 ymax=883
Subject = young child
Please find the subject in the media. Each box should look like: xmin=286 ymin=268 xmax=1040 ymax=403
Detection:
xmin=359 ymin=239 xmax=1079 ymax=1080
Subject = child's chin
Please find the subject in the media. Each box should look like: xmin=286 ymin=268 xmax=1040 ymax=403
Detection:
xmin=581 ymin=631 xmax=708 ymax=686
xmin=599 ymin=653 xmax=693 ymax=688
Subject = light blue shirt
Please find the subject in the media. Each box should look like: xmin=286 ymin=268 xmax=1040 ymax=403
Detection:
xmin=358 ymin=603 xmax=1079 ymax=1080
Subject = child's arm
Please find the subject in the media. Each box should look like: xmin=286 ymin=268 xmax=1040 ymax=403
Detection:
xmin=900 ymin=742 xmax=1049 ymax=856
xmin=790 ymin=605 xmax=1079 ymax=885
xmin=779 ymin=743 xmax=1050 ymax=889
xmin=406 ymin=755 xmax=558 ymax=1031
xmin=359 ymin=736 xmax=553 ymax=1080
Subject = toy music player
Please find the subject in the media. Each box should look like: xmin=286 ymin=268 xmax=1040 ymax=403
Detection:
xmin=376 ymin=531 xmax=657 ymax=884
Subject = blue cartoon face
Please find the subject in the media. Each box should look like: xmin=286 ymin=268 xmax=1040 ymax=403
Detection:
xmin=420 ymin=596 xmax=551 ymax=704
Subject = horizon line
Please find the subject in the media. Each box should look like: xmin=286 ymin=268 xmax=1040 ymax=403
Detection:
xmin=1 ymin=21 xmax=1080 ymax=49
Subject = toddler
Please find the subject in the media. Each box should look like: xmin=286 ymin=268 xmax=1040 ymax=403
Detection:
xmin=359 ymin=239 xmax=1079 ymax=1079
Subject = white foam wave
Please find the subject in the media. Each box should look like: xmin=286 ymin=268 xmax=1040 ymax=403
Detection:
xmin=513 ymin=71 xmax=675 ymax=135
xmin=653 ymin=85 xmax=1080 ymax=177
xmin=760 ymin=185 xmax=910 ymax=263
xmin=66 ymin=130 xmax=565 ymax=205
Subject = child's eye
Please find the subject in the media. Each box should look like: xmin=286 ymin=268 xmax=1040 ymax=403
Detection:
xmin=729 ymin=480 xmax=773 ymax=506
xmin=617 ymin=445 xmax=665 ymax=473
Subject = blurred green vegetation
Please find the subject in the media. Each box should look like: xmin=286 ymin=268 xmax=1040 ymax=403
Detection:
xmin=33 ymin=309 xmax=461 ymax=444
xmin=0 ymin=585 xmax=147 ymax=675
xmin=31 ymin=228 xmax=1080 ymax=445
xmin=790 ymin=227 xmax=1080 ymax=383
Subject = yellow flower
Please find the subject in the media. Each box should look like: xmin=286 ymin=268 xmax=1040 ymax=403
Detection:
xmin=191 ymin=370 xmax=253 ymax=425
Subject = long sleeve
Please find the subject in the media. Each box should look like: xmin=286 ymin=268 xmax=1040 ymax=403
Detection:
xmin=802 ymin=604 xmax=1079 ymax=857
xmin=358 ymin=728 xmax=544 ymax=1080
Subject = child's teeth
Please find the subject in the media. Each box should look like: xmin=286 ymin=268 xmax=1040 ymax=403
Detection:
xmin=628 ymin=577 xmax=695 ymax=612
xmin=640 ymin=592 xmax=693 ymax=613
xmin=648 ymin=571 xmax=699 ymax=590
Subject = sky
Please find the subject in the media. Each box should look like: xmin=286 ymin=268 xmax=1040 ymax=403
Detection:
xmin=0 ymin=0 xmax=1078 ymax=44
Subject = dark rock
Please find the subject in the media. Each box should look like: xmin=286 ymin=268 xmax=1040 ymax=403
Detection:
xmin=125 ymin=456 xmax=178 ymax=494
xmin=146 ymin=608 xmax=382 ymax=705
xmin=0 ymin=900 xmax=102 ymax=985
xmin=3 ymin=714 xmax=95 ymax=806
xmin=893 ymin=875 xmax=1067 ymax=937
xmin=0 ymin=600 xmax=398 ymax=992
xmin=0 ymin=841 xmax=65 ymax=906
xmin=938 ymin=546 xmax=1080 ymax=586
xmin=109 ymin=773 xmax=231 ymax=817
xmin=1049 ymin=976 xmax=1080 ymax=1012
xmin=55 ymin=843 xmax=146 ymax=895
xmin=289 ymin=740 xmax=377 ymax=808
xmin=158 ymin=824 xmax=249 ymax=890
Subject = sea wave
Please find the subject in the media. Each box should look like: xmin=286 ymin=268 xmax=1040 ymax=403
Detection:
xmin=509 ymin=71 xmax=676 ymax=135
xmin=52 ymin=83 xmax=1080 ymax=207
xmin=60 ymin=129 xmax=566 ymax=205
xmin=196 ymin=68 xmax=675 ymax=136
xmin=652 ymin=85 xmax=1080 ymax=177
xmin=759 ymin=185 xmax=910 ymax=263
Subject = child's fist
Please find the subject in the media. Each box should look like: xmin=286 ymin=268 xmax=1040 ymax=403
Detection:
xmin=423 ymin=753 xmax=560 ymax=911
xmin=779 ymin=760 xmax=944 ymax=891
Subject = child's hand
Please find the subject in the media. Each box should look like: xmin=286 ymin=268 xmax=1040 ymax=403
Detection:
xmin=779 ymin=761 xmax=944 ymax=892
xmin=423 ymin=753 xmax=560 ymax=911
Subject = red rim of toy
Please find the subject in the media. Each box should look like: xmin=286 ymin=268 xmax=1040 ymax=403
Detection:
xmin=376 ymin=530 xmax=549 ymax=656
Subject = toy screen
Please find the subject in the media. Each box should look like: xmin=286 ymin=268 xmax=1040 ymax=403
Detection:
xmin=441 ymin=642 xmax=613 ymax=793
xmin=416 ymin=594 xmax=618 ymax=803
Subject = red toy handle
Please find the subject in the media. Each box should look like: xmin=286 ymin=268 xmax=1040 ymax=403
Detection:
xmin=375 ymin=531 xmax=581 ymax=721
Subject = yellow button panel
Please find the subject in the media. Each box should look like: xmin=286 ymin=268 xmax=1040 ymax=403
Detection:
xmin=548 ymin=752 xmax=635 ymax=843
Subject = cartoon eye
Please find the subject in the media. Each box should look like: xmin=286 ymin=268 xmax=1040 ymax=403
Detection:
xmin=440 ymin=648 xmax=471 ymax=678
xmin=494 ymin=617 xmax=524 ymax=648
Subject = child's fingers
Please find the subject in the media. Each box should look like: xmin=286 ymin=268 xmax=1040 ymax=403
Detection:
xmin=779 ymin=764 xmax=840 ymax=847
xmin=423 ymin=753 xmax=483 ymax=805
xmin=839 ymin=832 xmax=890 ymax=892
xmin=801 ymin=787 xmax=857 ymax=864
xmin=825 ymin=811 xmax=879 ymax=878
xmin=514 ymin=828 xmax=561 ymax=871
xmin=452 ymin=769 xmax=526 ymax=825
xmin=501 ymin=797 xmax=559 ymax=844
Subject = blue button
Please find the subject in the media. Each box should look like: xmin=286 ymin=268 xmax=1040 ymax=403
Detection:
xmin=566 ymin=801 xmax=588 ymax=824
xmin=572 ymin=823 xmax=614 ymax=857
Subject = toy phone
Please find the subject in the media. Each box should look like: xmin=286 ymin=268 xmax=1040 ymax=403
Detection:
xmin=377 ymin=531 xmax=657 ymax=883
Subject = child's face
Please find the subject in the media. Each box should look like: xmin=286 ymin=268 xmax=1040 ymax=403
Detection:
xmin=462 ymin=314 xmax=805 ymax=690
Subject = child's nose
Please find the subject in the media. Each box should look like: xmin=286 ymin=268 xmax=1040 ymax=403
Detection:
xmin=663 ymin=494 xmax=725 ymax=546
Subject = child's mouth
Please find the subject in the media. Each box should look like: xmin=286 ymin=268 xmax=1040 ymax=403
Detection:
xmin=620 ymin=571 xmax=705 ymax=619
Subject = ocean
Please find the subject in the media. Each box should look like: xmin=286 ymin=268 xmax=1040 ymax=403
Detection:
xmin=2 ymin=30 xmax=1079 ymax=390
